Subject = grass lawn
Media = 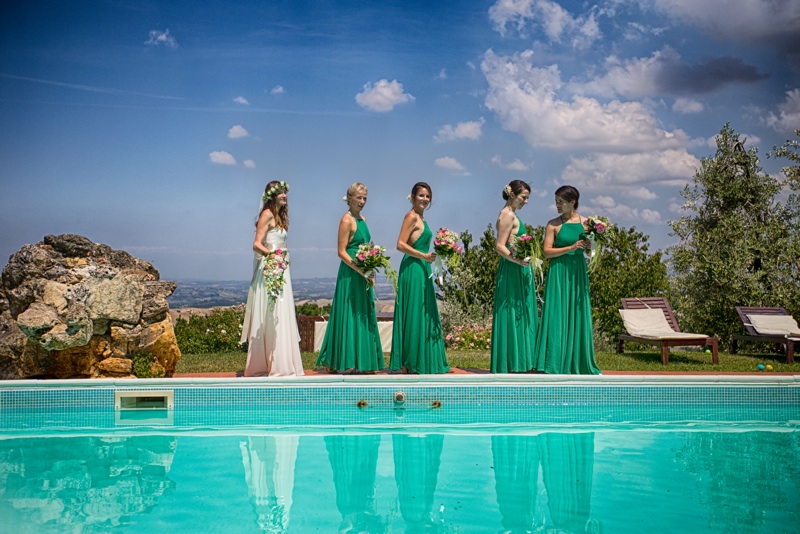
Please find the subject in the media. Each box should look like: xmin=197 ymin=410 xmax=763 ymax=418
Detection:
xmin=174 ymin=348 xmax=800 ymax=375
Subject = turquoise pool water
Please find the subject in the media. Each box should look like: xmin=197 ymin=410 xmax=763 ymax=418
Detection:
xmin=1 ymin=376 xmax=798 ymax=533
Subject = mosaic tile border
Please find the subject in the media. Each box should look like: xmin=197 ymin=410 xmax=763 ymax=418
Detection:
xmin=1 ymin=378 xmax=798 ymax=432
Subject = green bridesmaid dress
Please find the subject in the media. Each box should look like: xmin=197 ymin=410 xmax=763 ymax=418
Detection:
xmin=490 ymin=215 xmax=539 ymax=373
xmin=533 ymin=220 xmax=601 ymax=374
xmin=389 ymin=221 xmax=450 ymax=374
xmin=316 ymin=217 xmax=384 ymax=372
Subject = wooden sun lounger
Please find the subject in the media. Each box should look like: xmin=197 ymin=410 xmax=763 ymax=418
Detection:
xmin=730 ymin=306 xmax=796 ymax=364
xmin=616 ymin=297 xmax=719 ymax=365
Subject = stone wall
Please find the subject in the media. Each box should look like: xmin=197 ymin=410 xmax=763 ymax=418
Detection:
xmin=0 ymin=234 xmax=180 ymax=379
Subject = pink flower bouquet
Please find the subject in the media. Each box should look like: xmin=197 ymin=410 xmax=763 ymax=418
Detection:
xmin=353 ymin=242 xmax=398 ymax=292
xmin=262 ymin=248 xmax=289 ymax=306
xmin=581 ymin=215 xmax=614 ymax=270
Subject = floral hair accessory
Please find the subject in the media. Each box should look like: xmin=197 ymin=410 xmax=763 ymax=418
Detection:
xmin=342 ymin=195 xmax=349 ymax=203
xmin=407 ymin=194 xmax=413 ymax=203
xmin=262 ymin=181 xmax=289 ymax=203
xmin=504 ymin=184 xmax=514 ymax=198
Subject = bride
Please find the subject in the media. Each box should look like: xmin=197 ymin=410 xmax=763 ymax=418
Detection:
xmin=240 ymin=181 xmax=304 ymax=377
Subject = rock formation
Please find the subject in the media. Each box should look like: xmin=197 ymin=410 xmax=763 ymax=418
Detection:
xmin=0 ymin=234 xmax=180 ymax=379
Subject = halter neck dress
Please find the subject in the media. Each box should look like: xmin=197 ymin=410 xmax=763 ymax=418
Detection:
xmin=533 ymin=218 xmax=600 ymax=374
xmin=490 ymin=215 xmax=539 ymax=373
xmin=389 ymin=220 xmax=449 ymax=374
xmin=315 ymin=216 xmax=384 ymax=372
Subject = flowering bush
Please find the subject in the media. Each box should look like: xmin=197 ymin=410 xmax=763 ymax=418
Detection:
xmin=353 ymin=242 xmax=398 ymax=292
xmin=262 ymin=248 xmax=289 ymax=304
xmin=174 ymin=308 xmax=246 ymax=354
xmin=444 ymin=323 xmax=492 ymax=351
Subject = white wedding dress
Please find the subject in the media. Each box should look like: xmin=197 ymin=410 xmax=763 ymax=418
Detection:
xmin=240 ymin=228 xmax=304 ymax=377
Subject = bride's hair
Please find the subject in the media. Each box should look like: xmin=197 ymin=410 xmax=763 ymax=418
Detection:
xmin=259 ymin=180 xmax=289 ymax=230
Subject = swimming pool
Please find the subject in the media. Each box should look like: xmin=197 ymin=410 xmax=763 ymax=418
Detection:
xmin=1 ymin=375 xmax=798 ymax=532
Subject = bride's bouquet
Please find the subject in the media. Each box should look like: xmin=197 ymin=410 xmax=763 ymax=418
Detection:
xmin=262 ymin=248 xmax=289 ymax=306
xmin=431 ymin=228 xmax=463 ymax=284
xmin=510 ymin=232 xmax=544 ymax=288
xmin=353 ymin=242 xmax=398 ymax=293
xmin=581 ymin=215 xmax=614 ymax=270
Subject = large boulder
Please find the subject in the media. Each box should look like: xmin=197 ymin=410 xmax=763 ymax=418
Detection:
xmin=0 ymin=234 xmax=180 ymax=379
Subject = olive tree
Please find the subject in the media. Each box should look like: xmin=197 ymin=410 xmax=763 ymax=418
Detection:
xmin=668 ymin=124 xmax=800 ymax=343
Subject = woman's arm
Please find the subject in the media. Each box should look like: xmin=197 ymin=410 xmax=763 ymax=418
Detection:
xmin=252 ymin=210 xmax=275 ymax=255
xmin=336 ymin=214 xmax=370 ymax=278
xmin=396 ymin=212 xmax=434 ymax=262
xmin=495 ymin=210 xmax=528 ymax=265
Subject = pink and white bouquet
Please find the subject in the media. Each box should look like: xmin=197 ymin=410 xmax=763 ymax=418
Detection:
xmin=581 ymin=215 xmax=614 ymax=270
xmin=432 ymin=227 xmax=463 ymax=284
xmin=353 ymin=242 xmax=398 ymax=292
xmin=433 ymin=228 xmax=463 ymax=258
xmin=510 ymin=233 xmax=544 ymax=288
xmin=262 ymin=248 xmax=289 ymax=305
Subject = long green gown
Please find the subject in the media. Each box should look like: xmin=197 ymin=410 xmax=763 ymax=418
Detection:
xmin=533 ymin=220 xmax=601 ymax=374
xmin=490 ymin=215 xmax=539 ymax=373
xmin=315 ymin=217 xmax=384 ymax=372
xmin=389 ymin=221 xmax=450 ymax=374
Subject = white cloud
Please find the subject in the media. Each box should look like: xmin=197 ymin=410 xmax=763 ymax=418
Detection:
xmin=434 ymin=156 xmax=470 ymax=175
xmin=559 ymin=150 xmax=700 ymax=190
xmin=488 ymin=0 xmax=601 ymax=49
xmin=243 ymin=159 xmax=256 ymax=169
xmin=436 ymin=68 xmax=447 ymax=80
xmin=434 ymin=118 xmax=485 ymax=142
xmin=233 ymin=96 xmax=250 ymax=105
xmin=766 ymin=89 xmax=800 ymax=133
xmin=227 ymin=125 xmax=249 ymax=139
xmin=145 ymin=29 xmax=177 ymax=48
xmin=270 ymin=85 xmax=285 ymax=94
xmin=491 ymin=156 xmax=530 ymax=171
xmin=481 ymin=49 xmax=689 ymax=152
xmin=355 ymin=79 xmax=415 ymax=112
xmin=673 ymin=98 xmax=704 ymax=114
xmin=624 ymin=187 xmax=659 ymax=201
xmin=581 ymin=196 xmax=663 ymax=225
xmin=209 ymin=151 xmax=237 ymax=166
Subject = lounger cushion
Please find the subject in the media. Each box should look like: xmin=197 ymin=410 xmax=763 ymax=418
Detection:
xmin=748 ymin=314 xmax=800 ymax=336
xmin=619 ymin=309 xmax=709 ymax=340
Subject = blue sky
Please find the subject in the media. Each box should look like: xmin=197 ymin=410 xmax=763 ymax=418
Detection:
xmin=1 ymin=0 xmax=798 ymax=281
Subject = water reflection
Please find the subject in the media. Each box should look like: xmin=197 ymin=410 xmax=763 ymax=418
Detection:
xmin=239 ymin=435 xmax=298 ymax=532
xmin=393 ymin=433 xmax=445 ymax=532
xmin=325 ymin=434 xmax=385 ymax=532
xmin=492 ymin=433 xmax=600 ymax=534
xmin=0 ymin=435 xmax=176 ymax=532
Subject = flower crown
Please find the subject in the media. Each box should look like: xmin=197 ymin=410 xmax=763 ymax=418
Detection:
xmin=262 ymin=181 xmax=289 ymax=203
xmin=504 ymin=184 xmax=514 ymax=198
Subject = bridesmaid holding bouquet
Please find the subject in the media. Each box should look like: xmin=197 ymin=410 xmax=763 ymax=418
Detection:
xmin=490 ymin=180 xmax=539 ymax=373
xmin=534 ymin=185 xmax=601 ymax=375
xmin=389 ymin=182 xmax=450 ymax=374
xmin=315 ymin=183 xmax=384 ymax=374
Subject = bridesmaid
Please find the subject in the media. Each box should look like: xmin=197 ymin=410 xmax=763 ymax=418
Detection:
xmin=533 ymin=185 xmax=601 ymax=374
xmin=315 ymin=183 xmax=384 ymax=374
xmin=389 ymin=182 xmax=450 ymax=374
xmin=490 ymin=180 xmax=538 ymax=373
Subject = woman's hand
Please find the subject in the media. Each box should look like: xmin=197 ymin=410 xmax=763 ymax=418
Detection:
xmin=421 ymin=252 xmax=436 ymax=263
xmin=364 ymin=270 xmax=375 ymax=287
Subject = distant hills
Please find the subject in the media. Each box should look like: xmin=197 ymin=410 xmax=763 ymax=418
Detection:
xmin=167 ymin=277 xmax=397 ymax=308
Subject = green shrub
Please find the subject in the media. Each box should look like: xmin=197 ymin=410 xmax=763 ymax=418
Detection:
xmin=174 ymin=308 xmax=246 ymax=354
xmin=295 ymin=302 xmax=332 ymax=316
xmin=131 ymin=351 xmax=164 ymax=378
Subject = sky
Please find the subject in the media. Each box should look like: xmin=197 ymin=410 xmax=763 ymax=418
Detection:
xmin=1 ymin=0 xmax=799 ymax=282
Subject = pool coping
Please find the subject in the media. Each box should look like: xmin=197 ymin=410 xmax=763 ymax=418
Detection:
xmin=2 ymin=373 xmax=799 ymax=389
